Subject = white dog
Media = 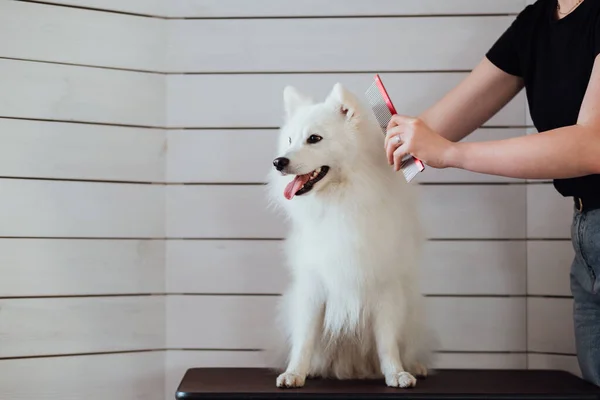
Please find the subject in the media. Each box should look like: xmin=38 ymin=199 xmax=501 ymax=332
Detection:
xmin=266 ymin=83 xmax=433 ymax=389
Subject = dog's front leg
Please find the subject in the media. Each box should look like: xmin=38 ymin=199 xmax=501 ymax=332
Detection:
xmin=374 ymin=298 xmax=417 ymax=388
xmin=276 ymin=284 xmax=323 ymax=388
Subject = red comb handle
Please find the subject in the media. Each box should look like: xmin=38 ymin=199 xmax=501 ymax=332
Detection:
xmin=374 ymin=74 xmax=425 ymax=173
xmin=374 ymin=74 xmax=397 ymax=115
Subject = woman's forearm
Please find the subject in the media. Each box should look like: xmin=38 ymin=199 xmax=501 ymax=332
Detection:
xmin=447 ymin=125 xmax=600 ymax=179
xmin=419 ymin=58 xmax=524 ymax=143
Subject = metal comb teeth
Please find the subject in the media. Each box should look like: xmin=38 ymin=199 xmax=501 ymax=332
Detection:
xmin=400 ymin=157 xmax=422 ymax=182
xmin=365 ymin=80 xmax=393 ymax=132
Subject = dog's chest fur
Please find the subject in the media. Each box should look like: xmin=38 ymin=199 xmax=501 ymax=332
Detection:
xmin=286 ymin=201 xmax=412 ymax=333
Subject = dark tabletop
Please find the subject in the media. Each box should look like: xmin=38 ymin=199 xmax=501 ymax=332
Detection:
xmin=176 ymin=368 xmax=600 ymax=400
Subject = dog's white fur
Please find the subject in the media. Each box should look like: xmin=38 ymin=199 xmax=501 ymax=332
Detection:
xmin=266 ymin=83 xmax=434 ymax=389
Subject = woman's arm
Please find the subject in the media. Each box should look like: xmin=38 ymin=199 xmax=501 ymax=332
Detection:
xmin=418 ymin=57 xmax=524 ymax=142
xmin=385 ymin=55 xmax=600 ymax=179
xmin=445 ymin=55 xmax=600 ymax=179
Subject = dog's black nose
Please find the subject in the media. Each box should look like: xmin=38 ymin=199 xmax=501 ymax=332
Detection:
xmin=273 ymin=157 xmax=290 ymax=171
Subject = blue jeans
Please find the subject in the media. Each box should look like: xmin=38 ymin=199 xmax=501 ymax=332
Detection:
xmin=570 ymin=207 xmax=600 ymax=386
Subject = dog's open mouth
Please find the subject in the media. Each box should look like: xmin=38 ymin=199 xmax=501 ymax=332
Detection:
xmin=284 ymin=166 xmax=330 ymax=200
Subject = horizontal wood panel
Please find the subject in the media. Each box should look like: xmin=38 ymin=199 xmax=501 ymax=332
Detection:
xmin=0 ymin=239 xmax=165 ymax=297
xmin=418 ymin=184 xmax=524 ymax=239
xmin=422 ymin=241 xmax=526 ymax=295
xmin=528 ymin=354 xmax=581 ymax=378
xmin=166 ymin=240 xmax=526 ymax=295
xmin=23 ymin=0 xmax=526 ymax=17
xmin=168 ymin=0 xmax=525 ymax=17
xmin=0 ymin=297 xmax=164 ymax=357
xmin=166 ymin=240 xmax=288 ymax=294
xmin=167 ymin=295 xmax=277 ymax=350
xmin=167 ymin=296 xmax=526 ymax=352
xmin=166 ymin=128 xmax=524 ymax=184
xmin=527 ymin=298 xmax=575 ymax=355
xmin=166 ymin=73 xmax=525 ymax=128
xmin=167 ymin=17 xmax=512 ymax=72
xmin=166 ymin=129 xmax=275 ymax=183
xmin=0 ymin=180 xmax=164 ymax=238
xmin=30 ymin=0 xmax=165 ymax=16
xmin=166 ymin=185 xmax=526 ymax=239
xmin=527 ymin=184 xmax=573 ymax=239
xmin=0 ymin=119 xmax=165 ymax=182
xmin=0 ymin=59 xmax=164 ymax=126
xmin=0 ymin=352 xmax=164 ymax=400
xmin=429 ymin=297 xmax=526 ymax=352
xmin=527 ymin=241 xmax=573 ymax=296
xmin=165 ymin=350 xmax=527 ymax=397
xmin=0 ymin=1 xmax=163 ymax=71
xmin=434 ymin=353 xmax=527 ymax=370
xmin=166 ymin=185 xmax=278 ymax=238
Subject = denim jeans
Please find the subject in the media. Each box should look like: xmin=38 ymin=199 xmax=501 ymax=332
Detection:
xmin=570 ymin=207 xmax=600 ymax=386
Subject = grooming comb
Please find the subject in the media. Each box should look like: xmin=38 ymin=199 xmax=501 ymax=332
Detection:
xmin=365 ymin=74 xmax=425 ymax=182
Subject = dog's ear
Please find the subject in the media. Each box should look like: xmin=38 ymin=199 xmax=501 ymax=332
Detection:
xmin=326 ymin=83 xmax=359 ymax=120
xmin=283 ymin=86 xmax=313 ymax=119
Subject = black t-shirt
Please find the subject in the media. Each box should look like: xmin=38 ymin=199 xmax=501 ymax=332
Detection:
xmin=486 ymin=0 xmax=600 ymax=198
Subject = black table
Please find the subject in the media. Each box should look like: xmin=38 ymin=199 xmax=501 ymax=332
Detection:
xmin=176 ymin=368 xmax=600 ymax=399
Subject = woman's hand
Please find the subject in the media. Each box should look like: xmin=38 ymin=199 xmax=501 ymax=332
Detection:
xmin=384 ymin=115 xmax=457 ymax=171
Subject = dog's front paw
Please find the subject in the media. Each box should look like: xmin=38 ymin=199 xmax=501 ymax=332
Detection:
xmin=276 ymin=372 xmax=306 ymax=388
xmin=385 ymin=371 xmax=417 ymax=388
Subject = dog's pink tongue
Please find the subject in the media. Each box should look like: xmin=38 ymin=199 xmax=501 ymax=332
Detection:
xmin=284 ymin=174 xmax=311 ymax=200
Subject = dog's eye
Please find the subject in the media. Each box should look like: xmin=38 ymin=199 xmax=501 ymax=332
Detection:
xmin=307 ymin=135 xmax=322 ymax=144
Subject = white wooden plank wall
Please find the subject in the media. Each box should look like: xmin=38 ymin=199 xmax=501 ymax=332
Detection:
xmin=0 ymin=1 xmax=165 ymax=400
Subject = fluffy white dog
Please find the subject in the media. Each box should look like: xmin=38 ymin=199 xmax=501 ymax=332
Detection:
xmin=267 ymin=83 xmax=433 ymax=389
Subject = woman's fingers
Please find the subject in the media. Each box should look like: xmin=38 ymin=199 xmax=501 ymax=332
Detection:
xmin=384 ymin=125 xmax=402 ymax=148
xmin=385 ymin=126 xmax=405 ymax=164
xmin=393 ymin=144 xmax=410 ymax=171
xmin=386 ymin=115 xmax=418 ymax=167
xmin=386 ymin=115 xmax=414 ymax=131
xmin=386 ymin=134 xmax=403 ymax=165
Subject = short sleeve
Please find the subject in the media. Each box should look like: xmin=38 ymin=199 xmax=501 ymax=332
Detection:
xmin=486 ymin=16 xmax=523 ymax=77
xmin=594 ymin=11 xmax=600 ymax=57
